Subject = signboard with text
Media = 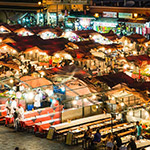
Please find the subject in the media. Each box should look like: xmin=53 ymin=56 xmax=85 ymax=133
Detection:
xmin=103 ymin=12 xmax=117 ymax=18
xmin=118 ymin=13 xmax=132 ymax=19
xmin=95 ymin=22 xmax=117 ymax=27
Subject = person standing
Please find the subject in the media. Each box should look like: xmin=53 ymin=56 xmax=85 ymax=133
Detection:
xmin=116 ymin=102 xmax=122 ymax=120
xmin=13 ymin=108 xmax=19 ymax=131
xmin=5 ymin=98 xmax=12 ymax=115
xmin=11 ymin=97 xmax=17 ymax=115
xmin=135 ymin=121 xmax=142 ymax=140
xmin=34 ymin=92 xmax=41 ymax=109
xmin=84 ymin=126 xmax=92 ymax=149
xmin=18 ymin=104 xmax=24 ymax=121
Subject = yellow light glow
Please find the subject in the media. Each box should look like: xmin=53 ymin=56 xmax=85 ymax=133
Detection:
xmin=121 ymin=102 xmax=124 ymax=106
xmin=73 ymin=100 xmax=77 ymax=105
xmin=40 ymin=71 xmax=45 ymax=77
xmin=13 ymin=50 xmax=16 ymax=54
xmin=30 ymin=51 xmax=33 ymax=54
xmin=94 ymin=13 xmax=99 ymax=18
xmin=10 ymin=79 xmax=14 ymax=84
xmin=129 ymin=111 xmax=133 ymax=116
xmin=133 ymin=51 xmax=137 ymax=55
xmin=83 ymin=98 xmax=87 ymax=102
xmin=38 ymin=1 xmax=42 ymax=6
xmin=92 ymin=95 xmax=96 ymax=99
xmin=134 ymin=13 xmax=138 ymax=18
xmin=108 ymin=49 xmax=111 ymax=53
xmin=131 ymin=66 xmax=134 ymax=69
xmin=124 ymin=64 xmax=129 ymax=69
xmin=112 ymin=96 xmax=115 ymax=100
xmin=55 ymin=53 xmax=60 ymax=58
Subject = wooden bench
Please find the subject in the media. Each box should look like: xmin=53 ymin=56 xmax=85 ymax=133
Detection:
xmin=70 ymin=123 xmax=135 ymax=145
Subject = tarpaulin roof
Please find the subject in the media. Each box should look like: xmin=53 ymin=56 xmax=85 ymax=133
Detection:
xmin=42 ymin=64 xmax=89 ymax=78
xmin=20 ymin=76 xmax=52 ymax=88
xmin=29 ymin=26 xmax=63 ymax=36
xmin=0 ymin=23 xmax=22 ymax=32
xmin=126 ymin=55 xmax=150 ymax=62
xmin=124 ymin=33 xmax=149 ymax=44
xmin=100 ymin=30 xmax=119 ymax=41
xmin=96 ymin=72 xmax=150 ymax=91
xmin=0 ymin=56 xmax=19 ymax=70
xmin=72 ymin=30 xmax=98 ymax=38
xmin=74 ymin=40 xmax=101 ymax=51
xmin=126 ymin=55 xmax=150 ymax=66
xmin=5 ymin=37 xmax=69 ymax=55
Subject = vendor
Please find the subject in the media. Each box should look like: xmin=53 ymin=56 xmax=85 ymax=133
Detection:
xmin=34 ymin=91 xmax=41 ymax=109
xmin=11 ymin=97 xmax=17 ymax=115
xmin=5 ymin=98 xmax=12 ymax=115
xmin=18 ymin=104 xmax=24 ymax=121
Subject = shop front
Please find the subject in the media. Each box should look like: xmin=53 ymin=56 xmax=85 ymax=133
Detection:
xmin=65 ymin=14 xmax=95 ymax=31
xmin=93 ymin=18 xmax=118 ymax=33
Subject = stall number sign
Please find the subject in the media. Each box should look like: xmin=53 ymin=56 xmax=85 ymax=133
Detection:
xmin=118 ymin=13 xmax=132 ymax=19
xmin=103 ymin=12 xmax=117 ymax=18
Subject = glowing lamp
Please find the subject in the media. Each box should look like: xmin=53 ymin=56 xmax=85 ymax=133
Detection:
xmin=30 ymin=51 xmax=33 ymax=54
xmin=130 ymin=66 xmax=134 ymax=69
xmin=124 ymin=64 xmax=129 ymax=69
xmin=55 ymin=53 xmax=60 ymax=58
xmin=75 ymin=96 xmax=79 ymax=100
xmin=94 ymin=13 xmax=99 ymax=18
xmin=38 ymin=1 xmax=42 ymax=6
xmin=73 ymin=100 xmax=77 ymax=105
xmin=120 ymin=102 xmax=124 ymax=107
xmin=108 ymin=49 xmax=111 ymax=53
xmin=92 ymin=95 xmax=96 ymax=99
xmin=134 ymin=13 xmax=138 ymax=18
xmin=10 ymin=79 xmax=14 ymax=84
xmin=129 ymin=111 xmax=133 ymax=116
xmin=133 ymin=51 xmax=137 ymax=55
xmin=83 ymin=98 xmax=87 ymax=102
xmin=13 ymin=50 xmax=16 ymax=54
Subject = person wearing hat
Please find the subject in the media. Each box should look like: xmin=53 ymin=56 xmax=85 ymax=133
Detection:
xmin=11 ymin=97 xmax=17 ymax=115
xmin=18 ymin=104 xmax=24 ymax=121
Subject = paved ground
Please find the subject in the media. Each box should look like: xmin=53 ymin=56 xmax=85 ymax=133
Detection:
xmin=0 ymin=125 xmax=82 ymax=150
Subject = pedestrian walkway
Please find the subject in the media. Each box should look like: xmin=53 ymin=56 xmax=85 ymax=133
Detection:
xmin=0 ymin=125 xmax=82 ymax=150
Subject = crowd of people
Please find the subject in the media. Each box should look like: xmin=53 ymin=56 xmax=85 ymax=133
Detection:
xmin=82 ymin=120 xmax=143 ymax=150
xmin=5 ymin=97 xmax=24 ymax=131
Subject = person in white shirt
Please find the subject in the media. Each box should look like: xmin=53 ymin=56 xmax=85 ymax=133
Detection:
xmin=5 ymin=98 xmax=12 ymax=115
xmin=34 ymin=92 xmax=41 ymax=109
xmin=11 ymin=97 xmax=17 ymax=114
xmin=18 ymin=104 xmax=24 ymax=121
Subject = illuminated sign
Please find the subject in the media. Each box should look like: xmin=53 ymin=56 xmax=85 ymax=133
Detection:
xmin=95 ymin=22 xmax=117 ymax=27
xmin=118 ymin=13 xmax=132 ymax=19
xmin=103 ymin=12 xmax=117 ymax=18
